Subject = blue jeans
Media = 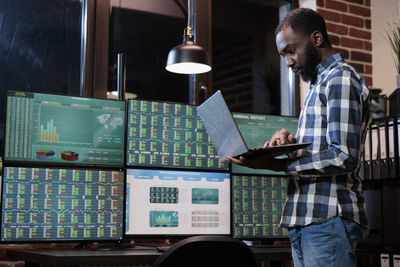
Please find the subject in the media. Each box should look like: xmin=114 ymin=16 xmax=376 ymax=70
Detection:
xmin=287 ymin=216 xmax=369 ymax=267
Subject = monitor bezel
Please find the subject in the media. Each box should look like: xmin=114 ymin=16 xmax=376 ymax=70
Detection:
xmin=2 ymin=89 xmax=126 ymax=169
xmin=123 ymin=166 xmax=231 ymax=239
xmin=230 ymin=172 xmax=290 ymax=241
xmin=125 ymin=98 xmax=228 ymax=171
xmin=0 ymin=163 xmax=126 ymax=244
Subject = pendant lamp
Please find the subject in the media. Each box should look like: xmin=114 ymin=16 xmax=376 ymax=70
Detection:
xmin=166 ymin=0 xmax=211 ymax=74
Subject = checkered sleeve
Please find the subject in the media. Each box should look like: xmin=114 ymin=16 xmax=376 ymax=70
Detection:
xmin=286 ymin=67 xmax=368 ymax=176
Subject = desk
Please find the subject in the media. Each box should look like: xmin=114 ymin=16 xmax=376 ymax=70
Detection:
xmin=7 ymin=246 xmax=292 ymax=266
xmin=252 ymin=246 xmax=292 ymax=262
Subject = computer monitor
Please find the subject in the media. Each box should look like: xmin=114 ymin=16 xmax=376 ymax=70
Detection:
xmin=0 ymin=166 xmax=125 ymax=242
xmin=126 ymin=99 xmax=227 ymax=170
xmin=231 ymin=112 xmax=299 ymax=175
xmin=3 ymin=90 xmax=125 ymax=167
xmin=232 ymin=174 xmax=288 ymax=239
xmin=125 ymin=168 xmax=231 ymax=236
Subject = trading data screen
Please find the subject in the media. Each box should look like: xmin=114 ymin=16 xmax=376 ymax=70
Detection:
xmin=232 ymin=113 xmax=299 ymax=175
xmin=1 ymin=166 xmax=124 ymax=242
xmin=126 ymin=99 xmax=227 ymax=170
xmin=125 ymin=168 xmax=231 ymax=236
xmin=232 ymin=175 xmax=288 ymax=239
xmin=4 ymin=90 xmax=125 ymax=166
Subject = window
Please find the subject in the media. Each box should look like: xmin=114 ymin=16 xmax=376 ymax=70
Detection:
xmin=0 ymin=0 xmax=82 ymax=156
xmin=108 ymin=4 xmax=189 ymax=103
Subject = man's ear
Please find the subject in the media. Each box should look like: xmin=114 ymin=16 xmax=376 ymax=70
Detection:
xmin=311 ymin=31 xmax=323 ymax=47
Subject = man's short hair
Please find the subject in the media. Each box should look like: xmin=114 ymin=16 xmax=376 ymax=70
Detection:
xmin=275 ymin=8 xmax=331 ymax=45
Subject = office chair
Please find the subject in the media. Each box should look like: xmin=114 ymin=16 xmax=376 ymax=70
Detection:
xmin=152 ymin=235 xmax=258 ymax=267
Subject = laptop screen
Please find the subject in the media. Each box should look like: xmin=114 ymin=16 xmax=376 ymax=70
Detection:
xmin=197 ymin=90 xmax=248 ymax=162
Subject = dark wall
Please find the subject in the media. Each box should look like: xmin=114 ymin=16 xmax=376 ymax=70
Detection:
xmin=212 ymin=0 xmax=280 ymax=115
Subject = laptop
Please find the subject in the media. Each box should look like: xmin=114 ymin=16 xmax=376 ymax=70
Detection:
xmin=197 ymin=90 xmax=311 ymax=162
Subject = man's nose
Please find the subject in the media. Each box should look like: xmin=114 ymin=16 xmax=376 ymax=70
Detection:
xmin=286 ymin=57 xmax=294 ymax=68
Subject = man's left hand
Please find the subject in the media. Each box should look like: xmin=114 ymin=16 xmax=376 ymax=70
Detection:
xmin=265 ymin=128 xmax=296 ymax=147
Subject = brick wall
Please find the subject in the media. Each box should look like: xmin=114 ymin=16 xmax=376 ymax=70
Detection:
xmin=213 ymin=1 xmax=373 ymax=112
xmin=213 ymin=34 xmax=254 ymax=112
xmin=317 ymin=0 xmax=373 ymax=86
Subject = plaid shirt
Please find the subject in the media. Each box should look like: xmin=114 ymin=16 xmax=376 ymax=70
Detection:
xmin=281 ymin=53 xmax=369 ymax=228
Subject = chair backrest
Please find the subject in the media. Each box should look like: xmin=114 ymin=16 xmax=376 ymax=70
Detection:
xmin=152 ymin=235 xmax=258 ymax=267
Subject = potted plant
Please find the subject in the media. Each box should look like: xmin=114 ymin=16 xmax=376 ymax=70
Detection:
xmin=369 ymin=87 xmax=387 ymax=124
xmin=386 ymin=22 xmax=400 ymax=86
xmin=385 ymin=23 xmax=400 ymax=116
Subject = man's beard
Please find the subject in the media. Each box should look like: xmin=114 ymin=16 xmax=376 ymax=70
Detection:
xmin=299 ymin=42 xmax=321 ymax=82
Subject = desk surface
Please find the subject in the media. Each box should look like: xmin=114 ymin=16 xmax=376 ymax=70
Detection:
xmin=8 ymin=246 xmax=292 ymax=266
xmin=8 ymin=248 xmax=162 ymax=266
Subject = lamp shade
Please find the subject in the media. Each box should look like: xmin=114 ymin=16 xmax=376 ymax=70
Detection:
xmin=166 ymin=39 xmax=211 ymax=74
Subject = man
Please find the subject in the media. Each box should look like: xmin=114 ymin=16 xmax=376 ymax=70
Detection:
xmin=229 ymin=8 xmax=369 ymax=267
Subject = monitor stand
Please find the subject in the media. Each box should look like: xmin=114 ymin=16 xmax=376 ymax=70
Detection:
xmin=242 ymin=239 xmax=275 ymax=248
xmin=74 ymin=240 xmax=124 ymax=251
xmin=243 ymin=239 xmax=291 ymax=248
xmin=118 ymin=238 xmax=173 ymax=250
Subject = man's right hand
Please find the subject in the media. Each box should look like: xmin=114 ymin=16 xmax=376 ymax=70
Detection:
xmin=264 ymin=128 xmax=296 ymax=147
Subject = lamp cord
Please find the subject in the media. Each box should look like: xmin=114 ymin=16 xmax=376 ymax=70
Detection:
xmin=185 ymin=0 xmax=193 ymax=38
xmin=187 ymin=0 xmax=190 ymax=27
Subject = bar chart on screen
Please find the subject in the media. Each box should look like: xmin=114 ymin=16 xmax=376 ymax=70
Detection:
xmin=4 ymin=90 xmax=125 ymax=166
